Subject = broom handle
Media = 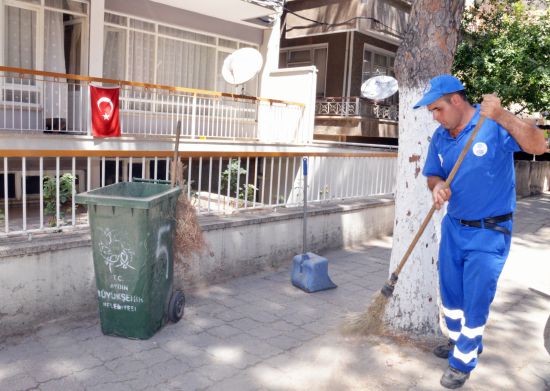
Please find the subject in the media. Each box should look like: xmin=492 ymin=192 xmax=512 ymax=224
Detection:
xmin=171 ymin=121 xmax=182 ymax=188
xmin=393 ymin=116 xmax=486 ymax=277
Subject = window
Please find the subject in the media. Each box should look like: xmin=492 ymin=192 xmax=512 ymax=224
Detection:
xmin=157 ymin=36 xmax=216 ymax=91
xmin=102 ymin=12 xmax=259 ymax=95
xmin=362 ymin=45 xmax=397 ymax=104
xmin=280 ymin=46 xmax=327 ymax=98
xmin=4 ymin=6 xmax=37 ymax=75
xmin=2 ymin=0 xmax=89 ymax=132
xmin=362 ymin=49 xmax=395 ymax=81
xmin=3 ymin=0 xmax=89 ymax=78
xmin=128 ymin=30 xmax=155 ymax=84
xmin=103 ymin=25 xmax=126 ymax=81
xmin=3 ymin=5 xmax=38 ymax=104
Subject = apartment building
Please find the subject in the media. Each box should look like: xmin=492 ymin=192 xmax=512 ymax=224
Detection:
xmin=280 ymin=0 xmax=411 ymax=144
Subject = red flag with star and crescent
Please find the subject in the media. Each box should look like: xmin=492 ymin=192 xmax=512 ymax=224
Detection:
xmin=90 ymin=85 xmax=121 ymax=137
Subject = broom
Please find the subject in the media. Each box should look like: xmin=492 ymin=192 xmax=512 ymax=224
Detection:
xmin=171 ymin=122 xmax=206 ymax=268
xmin=342 ymin=116 xmax=486 ymax=335
xmin=171 ymin=121 xmax=182 ymax=188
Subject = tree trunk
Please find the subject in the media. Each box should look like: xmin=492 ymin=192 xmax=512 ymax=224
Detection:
xmin=385 ymin=0 xmax=465 ymax=335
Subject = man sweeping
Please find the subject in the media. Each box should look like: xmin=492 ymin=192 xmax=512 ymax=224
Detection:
xmin=414 ymin=74 xmax=547 ymax=389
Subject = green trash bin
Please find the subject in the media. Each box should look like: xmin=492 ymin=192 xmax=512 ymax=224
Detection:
xmin=76 ymin=180 xmax=184 ymax=339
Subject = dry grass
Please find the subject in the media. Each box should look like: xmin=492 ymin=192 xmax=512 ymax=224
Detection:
xmin=172 ymin=160 xmax=207 ymax=260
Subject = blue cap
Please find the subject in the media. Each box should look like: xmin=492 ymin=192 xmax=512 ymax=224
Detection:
xmin=413 ymin=74 xmax=465 ymax=109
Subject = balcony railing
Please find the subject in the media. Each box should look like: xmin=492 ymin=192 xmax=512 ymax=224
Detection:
xmin=0 ymin=149 xmax=397 ymax=237
xmin=0 ymin=66 xmax=306 ymax=143
xmin=315 ymin=97 xmax=399 ymax=121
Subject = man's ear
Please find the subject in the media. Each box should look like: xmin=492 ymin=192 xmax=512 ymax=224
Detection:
xmin=450 ymin=93 xmax=461 ymax=106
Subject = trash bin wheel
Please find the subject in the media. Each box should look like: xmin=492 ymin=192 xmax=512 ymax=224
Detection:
xmin=169 ymin=290 xmax=185 ymax=323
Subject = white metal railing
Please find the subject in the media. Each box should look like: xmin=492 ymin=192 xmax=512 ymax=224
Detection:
xmin=0 ymin=67 xmax=306 ymax=142
xmin=0 ymin=151 xmax=397 ymax=237
xmin=316 ymin=97 xmax=361 ymax=117
xmin=315 ymin=97 xmax=399 ymax=121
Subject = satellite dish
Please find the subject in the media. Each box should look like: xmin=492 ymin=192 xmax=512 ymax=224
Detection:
xmin=361 ymin=75 xmax=398 ymax=100
xmin=222 ymin=47 xmax=263 ymax=86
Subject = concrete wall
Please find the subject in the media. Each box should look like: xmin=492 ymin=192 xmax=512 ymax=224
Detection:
xmin=515 ymin=160 xmax=550 ymax=198
xmin=0 ymin=198 xmax=394 ymax=339
xmin=261 ymin=67 xmax=317 ymax=143
xmin=0 ymin=235 xmax=97 ymax=338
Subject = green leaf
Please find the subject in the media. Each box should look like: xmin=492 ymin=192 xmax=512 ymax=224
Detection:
xmin=453 ymin=0 xmax=549 ymax=117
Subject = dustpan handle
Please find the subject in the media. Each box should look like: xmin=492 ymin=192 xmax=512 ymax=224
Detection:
xmin=303 ymin=157 xmax=308 ymax=255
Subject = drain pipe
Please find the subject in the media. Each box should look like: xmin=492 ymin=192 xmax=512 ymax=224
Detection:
xmin=342 ymin=31 xmax=350 ymax=97
xmin=346 ymin=31 xmax=355 ymax=98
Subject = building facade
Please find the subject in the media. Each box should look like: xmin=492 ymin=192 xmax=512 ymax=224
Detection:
xmin=280 ymin=0 xmax=411 ymax=144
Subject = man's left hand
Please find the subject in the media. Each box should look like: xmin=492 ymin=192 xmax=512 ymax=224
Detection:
xmin=480 ymin=94 xmax=504 ymax=121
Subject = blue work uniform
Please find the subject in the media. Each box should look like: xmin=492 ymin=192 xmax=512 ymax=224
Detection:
xmin=422 ymin=105 xmax=521 ymax=373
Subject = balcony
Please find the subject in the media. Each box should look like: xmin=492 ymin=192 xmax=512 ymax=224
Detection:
xmin=314 ymin=97 xmax=399 ymax=140
xmin=0 ymin=66 xmax=306 ymax=144
xmin=315 ymin=97 xmax=399 ymax=121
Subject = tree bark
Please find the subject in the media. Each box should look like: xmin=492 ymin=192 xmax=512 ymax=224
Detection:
xmin=385 ymin=0 xmax=465 ymax=336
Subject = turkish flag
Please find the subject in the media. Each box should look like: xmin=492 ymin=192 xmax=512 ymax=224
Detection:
xmin=90 ymin=86 xmax=121 ymax=137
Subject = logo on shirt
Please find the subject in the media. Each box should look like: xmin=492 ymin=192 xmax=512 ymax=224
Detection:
xmin=438 ymin=153 xmax=444 ymax=166
xmin=472 ymin=142 xmax=488 ymax=157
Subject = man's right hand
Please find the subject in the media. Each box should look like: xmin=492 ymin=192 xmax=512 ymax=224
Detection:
xmin=432 ymin=181 xmax=451 ymax=210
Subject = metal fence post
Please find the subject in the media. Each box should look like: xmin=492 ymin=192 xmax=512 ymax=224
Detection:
xmin=191 ymin=93 xmax=197 ymax=139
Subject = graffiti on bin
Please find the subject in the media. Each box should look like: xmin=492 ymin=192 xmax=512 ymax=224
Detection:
xmin=97 ymin=228 xmax=136 ymax=273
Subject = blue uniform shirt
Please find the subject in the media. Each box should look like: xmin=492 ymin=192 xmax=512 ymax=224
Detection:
xmin=422 ymin=105 xmax=522 ymax=220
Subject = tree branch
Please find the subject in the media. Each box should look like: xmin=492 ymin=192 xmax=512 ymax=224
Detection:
xmin=514 ymin=105 xmax=527 ymax=115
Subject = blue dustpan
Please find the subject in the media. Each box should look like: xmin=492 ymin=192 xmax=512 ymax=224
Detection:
xmin=291 ymin=252 xmax=337 ymax=293
xmin=290 ymin=158 xmax=337 ymax=293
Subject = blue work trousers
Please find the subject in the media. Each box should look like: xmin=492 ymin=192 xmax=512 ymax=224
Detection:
xmin=438 ymin=214 xmax=512 ymax=373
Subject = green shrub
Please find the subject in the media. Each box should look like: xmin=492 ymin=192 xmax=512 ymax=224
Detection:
xmin=239 ymin=183 xmax=257 ymax=203
xmin=221 ymin=160 xmax=257 ymax=202
xmin=43 ymin=173 xmax=74 ymax=219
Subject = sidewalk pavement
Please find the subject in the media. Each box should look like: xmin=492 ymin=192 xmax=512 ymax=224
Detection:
xmin=1 ymin=194 xmax=549 ymax=391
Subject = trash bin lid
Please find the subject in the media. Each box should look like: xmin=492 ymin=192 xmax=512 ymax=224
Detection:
xmin=75 ymin=181 xmax=181 ymax=209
